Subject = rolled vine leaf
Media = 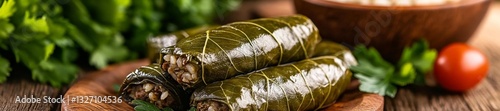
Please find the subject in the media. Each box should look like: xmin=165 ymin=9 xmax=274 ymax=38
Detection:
xmin=191 ymin=41 xmax=355 ymax=110
xmin=119 ymin=64 xmax=190 ymax=110
xmin=190 ymin=41 xmax=356 ymax=110
xmin=147 ymin=26 xmax=217 ymax=63
xmin=313 ymin=41 xmax=357 ymax=66
xmin=160 ymin=15 xmax=321 ymax=88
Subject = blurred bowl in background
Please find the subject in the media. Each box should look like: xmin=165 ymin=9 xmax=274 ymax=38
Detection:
xmin=294 ymin=0 xmax=491 ymax=62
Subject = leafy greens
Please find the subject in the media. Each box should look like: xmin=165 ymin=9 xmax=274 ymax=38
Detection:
xmin=0 ymin=0 xmax=240 ymax=87
xmin=351 ymin=39 xmax=437 ymax=97
xmin=131 ymin=99 xmax=196 ymax=111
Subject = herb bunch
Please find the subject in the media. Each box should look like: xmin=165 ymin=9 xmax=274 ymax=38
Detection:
xmin=351 ymin=39 xmax=437 ymax=97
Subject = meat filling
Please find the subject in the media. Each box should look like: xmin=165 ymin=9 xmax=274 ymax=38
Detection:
xmin=162 ymin=54 xmax=198 ymax=87
xmin=125 ymin=83 xmax=174 ymax=108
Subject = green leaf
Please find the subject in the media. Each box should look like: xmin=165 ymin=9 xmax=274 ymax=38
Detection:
xmin=62 ymin=0 xmax=117 ymax=48
xmin=112 ymin=84 xmax=120 ymax=92
xmin=351 ymin=59 xmax=394 ymax=79
xmin=31 ymin=59 xmax=78 ymax=87
xmin=398 ymin=39 xmax=437 ymax=73
xmin=12 ymin=40 xmax=55 ymax=68
xmin=0 ymin=41 xmax=6 ymax=50
xmin=176 ymin=0 xmax=193 ymax=12
xmin=0 ymin=0 xmax=16 ymax=19
xmin=188 ymin=107 xmax=196 ymax=111
xmin=351 ymin=45 xmax=394 ymax=79
xmin=52 ymin=37 xmax=74 ymax=48
xmin=65 ymin=20 xmax=94 ymax=51
xmin=0 ymin=56 xmax=11 ymax=83
xmin=125 ymin=0 xmax=163 ymax=55
xmin=162 ymin=107 xmax=174 ymax=111
xmin=351 ymin=45 xmax=398 ymax=97
xmin=356 ymin=73 xmax=397 ymax=97
xmin=131 ymin=100 xmax=161 ymax=111
xmin=352 ymin=39 xmax=437 ymax=97
xmin=0 ymin=19 xmax=14 ymax=39
xmin=80 ymin=0 xmax=131 ymax=29
xmin=397 ymin=39 xmax=437 ymax=85
xmin=412 ymin=49 xmax=437 ymax=73
xmin=391 ymin=62 xmax=417 ymax=86
xmin=22 ymin=13 xmax=49 ymax=34
xmin=90 ymin=45 xmax=129 ymax=68
xmin=60 ymin=47 xmax=78 ymax=63
xmin=46 ymin=18 xmax=68 ymax=39
xmin=44 ymin=43 xmax=55 ymax=60
xmin=164 ymin=0 xmax=240 ymax=31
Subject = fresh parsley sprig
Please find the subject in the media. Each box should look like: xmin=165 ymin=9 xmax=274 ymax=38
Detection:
xmin=131 ymin=100 xmax=196 ymax=111
xmin=351 ymin=39 xmax=437 ymax=97
xmin=131 ymin=100 xmax=174 ymax=111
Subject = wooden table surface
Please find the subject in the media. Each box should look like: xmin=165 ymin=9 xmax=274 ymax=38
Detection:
xmin=0 ymin=1 xmax=499 ymax=111
xmin=385 ymin=2 xmax=500 ymax=111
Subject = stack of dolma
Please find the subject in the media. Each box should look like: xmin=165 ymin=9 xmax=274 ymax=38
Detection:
xmin=119 ymin=15 xmax=357 ymax=111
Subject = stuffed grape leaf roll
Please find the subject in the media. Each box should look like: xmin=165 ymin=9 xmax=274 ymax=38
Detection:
xmin=119 ymin=64 xmax=190 ymax=110
xmin=147 ymin=26 xmax=216 ymax=62
xmin=160 ymin=15 xmax=321 ymax=88
xmin=191 ymin=41 xmax=356 ymax=111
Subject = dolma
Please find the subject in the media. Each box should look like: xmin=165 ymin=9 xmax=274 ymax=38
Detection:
xmin=313 ymin=41 xmax=357 ymax=66
xmin=191 ymin=41 xmax=356 ymax=111
xmin=160 ymin=15 xmax=320 ymax=88
xmin=119 ymin=64 xmax=190 ymax=110
xmin=147 ymin=26 xmax=216 ymax=62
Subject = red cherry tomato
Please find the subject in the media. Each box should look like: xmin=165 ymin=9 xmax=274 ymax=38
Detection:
xmin=434 ymin=43 xmax=489 ymax=92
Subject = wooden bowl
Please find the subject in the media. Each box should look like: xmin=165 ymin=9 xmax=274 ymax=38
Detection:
xmin=294 ymin=0 xmax=491 ymax=62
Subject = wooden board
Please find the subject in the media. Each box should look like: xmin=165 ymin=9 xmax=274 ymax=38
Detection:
xmin=61 ymin=59 xmax=384 ymax=111
xmin=61 ymin=60 xmax=148 ymax=111
xmin=0 ymin=1 xmax=498 ymax=111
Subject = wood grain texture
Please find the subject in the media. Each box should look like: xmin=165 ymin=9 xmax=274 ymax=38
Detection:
xmin=295 ymin=0 xmax=491 ymax=62
xmin=0 ymin=79 xmax=63 ymax=111
xmin=384 ymin=2 xmax=500 ymax=111
xmin=0 ymin=1 xmax=498 ymax=111
xmin=61 ymin=60 xmax=149 ymax=111
xmin=325 ymin=80 xmax=384 ymax=111
xmin=255 ymin=0 xmax=500 ymax=110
